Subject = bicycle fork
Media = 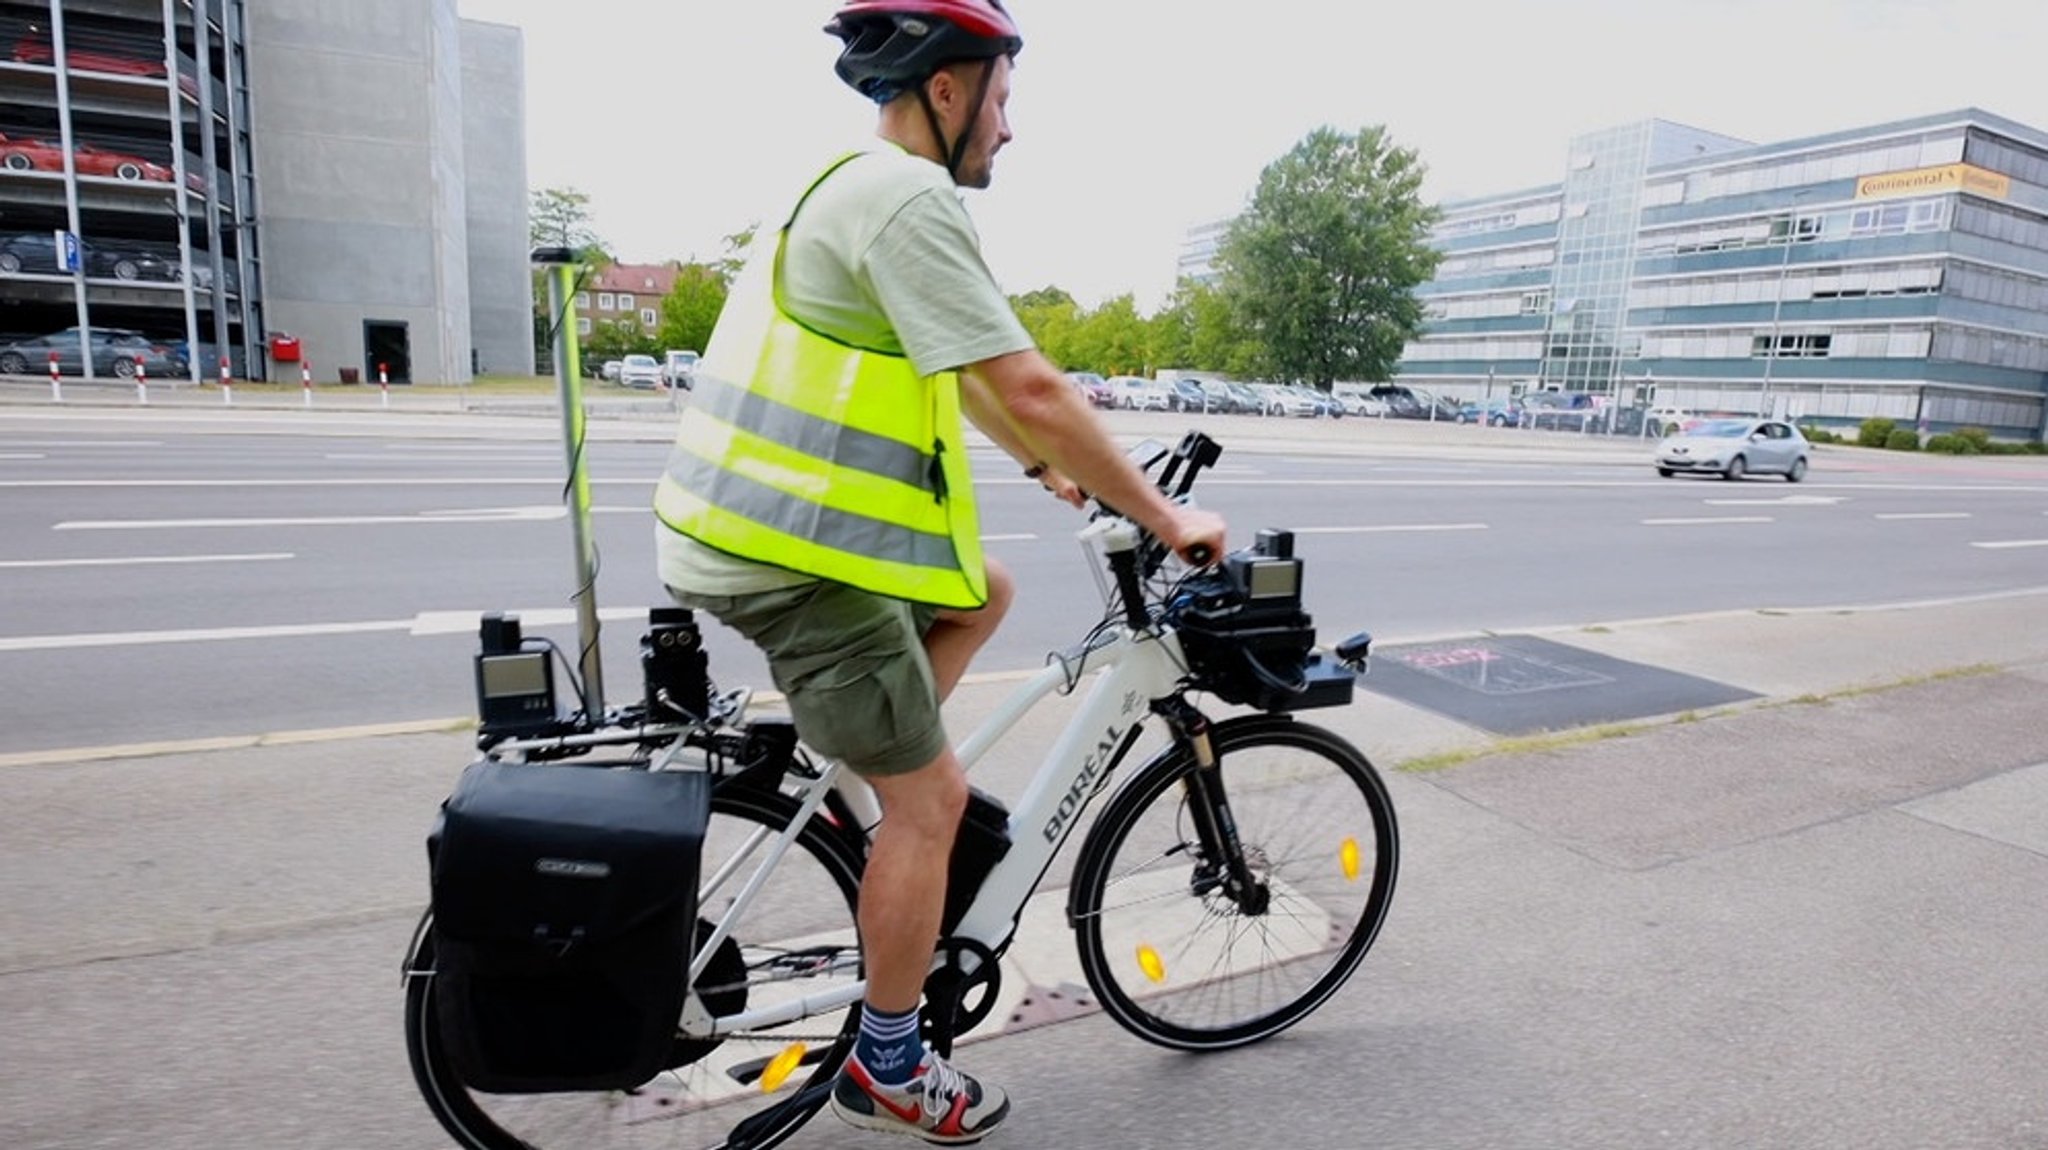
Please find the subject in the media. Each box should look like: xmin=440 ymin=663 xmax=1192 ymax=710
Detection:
xmin=1155 ymin=697 xmax=1269 ymax=915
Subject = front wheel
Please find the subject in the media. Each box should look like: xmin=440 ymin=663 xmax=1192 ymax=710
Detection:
xmin=1068 ymin=716 xmax=1398 ymax=1051
xmin=1723 ymin=455 xmax=1747 ymax=481
xmin=405 ymin=783 xmax=868 ymax=1150
xmin=1785 ymin=457 xmax=1808 ymax=483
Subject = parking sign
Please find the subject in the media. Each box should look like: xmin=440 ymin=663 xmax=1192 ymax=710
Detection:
xmin=54 ymin=229 xmax=81 ymax=273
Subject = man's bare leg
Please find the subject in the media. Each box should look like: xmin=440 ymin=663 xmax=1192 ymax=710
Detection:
xmin=924 ymin=557 xmax=1013 ymax=701
xmin=857 ymin=749 xmax=969 ymax=1011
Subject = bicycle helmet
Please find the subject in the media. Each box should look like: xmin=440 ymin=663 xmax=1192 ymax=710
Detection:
xmin=824 ymin=0 xmax=1023 ymax=104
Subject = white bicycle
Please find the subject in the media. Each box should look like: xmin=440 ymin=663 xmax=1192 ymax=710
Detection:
xmin=403 ymin=431 xmax=1399 ymax=1150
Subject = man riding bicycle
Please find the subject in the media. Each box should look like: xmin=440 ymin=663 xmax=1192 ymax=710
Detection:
xmin=652 ymin=0 xmax=1224 ymax=1141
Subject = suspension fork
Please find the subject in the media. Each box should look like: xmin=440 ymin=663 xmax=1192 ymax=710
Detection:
xmin=1153 ymin=696 xmax=1269 ymax=915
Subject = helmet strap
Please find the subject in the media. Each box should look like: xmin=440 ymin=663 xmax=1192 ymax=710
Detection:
xmin=915 ymin=58 xmax=997 ymax=182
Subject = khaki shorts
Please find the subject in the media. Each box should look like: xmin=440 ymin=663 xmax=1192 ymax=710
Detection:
xmin=668 ymin=581 xmax=945 ymax=777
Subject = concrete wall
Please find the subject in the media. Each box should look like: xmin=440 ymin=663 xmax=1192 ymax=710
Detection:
xmin=245 ymin=0 xmax=523 ymax=384
xmin=460 ymin=22 xmax=534 ymax=378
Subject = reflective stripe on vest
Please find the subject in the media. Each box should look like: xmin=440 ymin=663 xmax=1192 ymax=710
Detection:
xmin=654 ymin=156 xmax=986 ymax=608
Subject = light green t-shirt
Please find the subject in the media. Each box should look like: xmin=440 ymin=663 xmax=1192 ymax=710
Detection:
xmin=658 ymin=146 xmax=1035 ymax=597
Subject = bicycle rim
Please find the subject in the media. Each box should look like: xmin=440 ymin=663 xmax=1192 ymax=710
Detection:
xmin=1071 ymin=718 xmax=1398 ymax=1050
xmin=406 ymin=787 xmax=866 ymax=1150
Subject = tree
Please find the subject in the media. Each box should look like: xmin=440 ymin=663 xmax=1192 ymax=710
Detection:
xmin=530 ymin=186 xmax=606 ymax=256
xmin=1068 ymin=295 xmax=1151 ymax=376
xmin=658 ymin=263 xmax=728 ymax=354
xmin=1218 ymin=125 xmax=1440 ymax=387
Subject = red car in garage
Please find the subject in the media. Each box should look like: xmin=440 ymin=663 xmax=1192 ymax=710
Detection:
xmin=12 ymin=29 xmax=200 ymax=98
xmin=0 ymin=133 xmax=175 ymax=183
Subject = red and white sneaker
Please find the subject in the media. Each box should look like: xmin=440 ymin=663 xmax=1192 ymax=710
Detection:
xmin=830 ymin=1047 xmax=1011 ymax=1144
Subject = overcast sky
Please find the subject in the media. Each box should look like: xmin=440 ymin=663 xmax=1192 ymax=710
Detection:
xmin=457 ymin=0 xmax=2048 ymax=310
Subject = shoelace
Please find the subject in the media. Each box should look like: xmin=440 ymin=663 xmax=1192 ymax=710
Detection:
xmin=916 ymin=1055 xmax=970 ymax=1120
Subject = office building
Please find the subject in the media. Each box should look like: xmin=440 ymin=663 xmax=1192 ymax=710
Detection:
xmin=1399 ymin=109 xmax=2048 ymax=440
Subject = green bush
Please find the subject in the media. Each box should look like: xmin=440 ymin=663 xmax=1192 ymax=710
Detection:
xmin=1955 ymin=426 xmax=1992 ymax=450
xmin=1799 ymin=424 xmax=1842 ymax=444
xmin=1884 ymin=428 xmax=1921 ymax=451
xmin=1857 ymin=417 xmax=1896 ymax=448
xmin=1924 ymin=434 xmax=1978 ymax=455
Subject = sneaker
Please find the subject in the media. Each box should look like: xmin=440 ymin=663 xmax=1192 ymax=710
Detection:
xmin=830 ymin=1047 xmax=1010 ymax=1144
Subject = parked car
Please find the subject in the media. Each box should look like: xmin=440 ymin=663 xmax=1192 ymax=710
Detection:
xmin=1191 ymin=378 xmax=1244 ymax=414
xmin=1222 ymin=381 xmax=1265 ymax=414
xmin=1641 ymin=406 xmax=1697 ymax=438
xmin=0 ymin=133 xmax=176 ymax=183
xmin=617 ymin=353 xmax=663 ymax=389
xmin=11 ymin=29 xmax=198 ymax=97
xmin=599 ymin=359 xmax=623 ymax=382
xmin=1654 ymin=418 xmax=1810 ymax=481
xmin=1165 ymin=378 xmax=1210 ymax=413
xmin=0 ymin=232 xmax=176 ymax=281
xmin=184 ymin=260 xmax=243 ymax=295
xmin=1456 ymin=397 xmax=1525 ymax=427
xmin=0 ymin=326 xmax=178 ymax=378
xmin=1523 ymin=390 xmax=1603 ymax=431
xmin=1107 ymin=374 xmax=1172 ymax=411
xmin=661 ymin=349 xmax=700 ymax=389
xmin=1065 ymin=370 xmax=1115 ymax=409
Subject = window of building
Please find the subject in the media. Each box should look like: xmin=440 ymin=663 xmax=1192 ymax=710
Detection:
xmin=576 ymin=317 xmax=591 ymax=336
xmin=1520 ymin=289 xmax=1550 ymax=315
xmin=619 ymin=293 xmax=635 ymax=312
xmin=597 ymin=292 xmax=615 ymax=311
xmin=575 ymin=292 xmax=590 ymax=309
xmin=1752 ymin=333 xmax=1833 ymax=358
xmin=641 ymin=308 xmax=658 ymax=326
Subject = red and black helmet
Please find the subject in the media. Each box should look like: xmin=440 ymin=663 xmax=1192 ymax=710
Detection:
xmin=824 ymin=0 xmax=1023 ymax=103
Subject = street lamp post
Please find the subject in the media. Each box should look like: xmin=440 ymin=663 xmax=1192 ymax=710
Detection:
xmin=1759 ymin=188 xmax=1818 ymax=420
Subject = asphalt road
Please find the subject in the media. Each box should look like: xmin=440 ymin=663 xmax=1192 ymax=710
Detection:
xmin=3 ymin=405 xmax=2047 ymax=755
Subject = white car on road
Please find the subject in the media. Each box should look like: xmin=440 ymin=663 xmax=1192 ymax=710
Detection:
xmin=1655 ymin=418 xmax=1810 ymax=481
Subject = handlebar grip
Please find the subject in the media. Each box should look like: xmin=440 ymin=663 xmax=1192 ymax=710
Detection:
xmin=1184 ymin=543 xmax=1215 ymax=567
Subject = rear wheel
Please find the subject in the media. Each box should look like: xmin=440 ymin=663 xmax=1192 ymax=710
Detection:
xmin=406 ymin=784 xmax=866 ymax=1150
xmin=1657 ymin=467 xmax=1675 ymax=478
xmin=1785 ymin=457 xmax=1808 ymax=483
xmin=0 ymin=352 xmax=26 ymax=374
xmin=1069 ymin=717 xmax=1398 ymax=1051
xmin=1723 ymin=455 xmax=1747 ymax=481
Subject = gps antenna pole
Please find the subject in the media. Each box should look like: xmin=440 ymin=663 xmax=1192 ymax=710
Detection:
xmin=537 ymin=247 xmax=604 ymax=720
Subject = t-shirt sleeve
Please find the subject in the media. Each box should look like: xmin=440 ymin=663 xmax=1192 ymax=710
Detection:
xmin=861 ymin=188 xmax=1035 ymax=378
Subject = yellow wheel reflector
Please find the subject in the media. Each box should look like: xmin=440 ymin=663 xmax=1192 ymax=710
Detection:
xmin=761 ymin=1043 xmax=807 ymax=1093
xmin=1340 ymin=837 xmax=1361 ymax=881
xmin=1136 ymin=944 xmax=1166 ymax=983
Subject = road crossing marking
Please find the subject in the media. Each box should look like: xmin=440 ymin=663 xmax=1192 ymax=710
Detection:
xmin=1642 ymin=516 xmax=1775 ymax=526
xmin=1971 ymin=539 xmax=2048 ymax=550
xmin=1290 ymin=523 xmax=1488 ymax=534
xmin=1875 ymin=512 xmax=1971 ymax=521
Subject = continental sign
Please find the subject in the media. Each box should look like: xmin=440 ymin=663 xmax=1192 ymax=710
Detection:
xmin=1855 ymin=163 xmax=2010 ymax=201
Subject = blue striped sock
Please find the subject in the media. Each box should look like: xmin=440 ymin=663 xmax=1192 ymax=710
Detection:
xmin=853 ymin=1003 xmax=924 ymax=1086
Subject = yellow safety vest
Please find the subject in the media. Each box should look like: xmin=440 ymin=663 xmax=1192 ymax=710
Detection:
xmin=653 ymin=155 xmax=988 ymax=609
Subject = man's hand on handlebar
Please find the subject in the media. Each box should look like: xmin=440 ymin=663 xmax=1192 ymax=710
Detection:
xmin=1033 ymin=464 xmax=1086 ymax=509
xmin=1163 ymin=506 xmax=1227 ymax=568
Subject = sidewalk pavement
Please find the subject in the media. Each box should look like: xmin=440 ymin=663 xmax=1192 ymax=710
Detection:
xmin=2 ymin=579 xmax=2046 ymax=1149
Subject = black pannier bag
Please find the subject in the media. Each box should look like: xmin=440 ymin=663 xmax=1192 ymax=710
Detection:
xmin=427 ymin=760 xmax=711 ymax=1094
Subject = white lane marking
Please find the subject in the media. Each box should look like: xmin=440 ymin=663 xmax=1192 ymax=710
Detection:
xmin=54 ymin=505 xmax=652 ymax=530
xmin=323 ymin=452 xmax=563 ymax=462
xmin=0 ymin=552 xmax=293 ymax=570
xmin=1875 ymin=512 xmax=1972 ymax=521
xmin=0 ymin=619 xmax=410 ymax=653
xmin=0 ymin=441 xmax=162 ymax=447
xmin=0 ymin=452 xmax=47 ymax=460
xmin=1703 ymin=495 xmax=1844 ymax=506
xmin=1642 ymin=516 xmax=1776 ymax=526
xmin=1291 ymin=523 xmax=1488 ymax=534
xmin=980 ymin=533 xmax=1040 ymax=542
xmin=0 ymin=477 xmax=651 ymax=489
xmin=1971 ymin=539 xmax=2048 ymax=550
xmin=410 ymin=607 xmax=647 ymax=636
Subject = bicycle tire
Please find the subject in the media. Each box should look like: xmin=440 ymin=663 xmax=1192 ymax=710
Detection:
xmin=1068 ymin=714 xmax=1398 ymax=1051
xmin=405 ymin=782 xmax=866 ymax=1150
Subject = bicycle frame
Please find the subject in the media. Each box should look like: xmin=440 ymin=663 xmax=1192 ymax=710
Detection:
xmin=681 ymin=585 xmax=1191 ymax=1041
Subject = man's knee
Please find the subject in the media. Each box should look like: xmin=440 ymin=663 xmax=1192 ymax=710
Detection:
xmin=868 ymin=751 xmax=968 ymax=838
